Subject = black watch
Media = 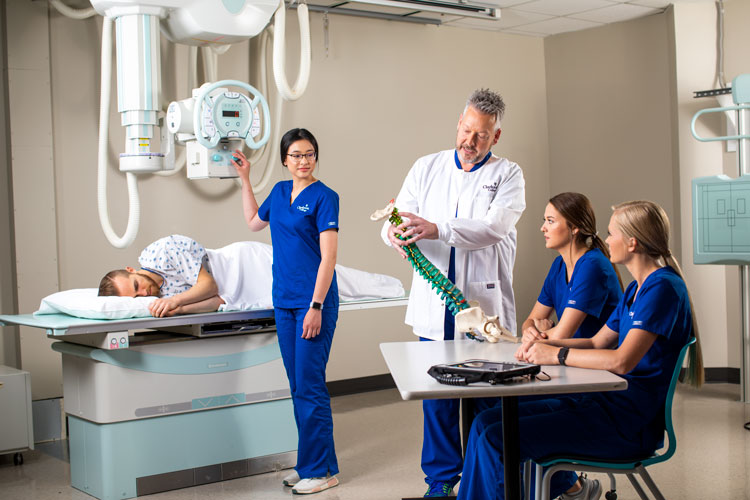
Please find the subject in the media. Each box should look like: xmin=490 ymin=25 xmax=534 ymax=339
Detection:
xmin=558 ymin=347 xmax=570 ymax=366
xmin=310 ymin=301 xmax=323 ymax=311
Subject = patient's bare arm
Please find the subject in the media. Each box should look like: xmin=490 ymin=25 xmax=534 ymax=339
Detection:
xmin=148 ymin=267 xmax=222 ymax=317
xmin=168 ymin=296 xmax=225 ymax=316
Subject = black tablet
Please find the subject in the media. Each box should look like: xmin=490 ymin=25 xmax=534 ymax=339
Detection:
xmin=428 ymin=359 xmax=541 ymax=386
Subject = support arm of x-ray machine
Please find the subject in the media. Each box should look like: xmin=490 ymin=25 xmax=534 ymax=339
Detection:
xmin=88 ymin=0 xmax=311 ymax=248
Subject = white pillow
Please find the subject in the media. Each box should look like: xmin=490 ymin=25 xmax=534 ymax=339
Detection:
xmin=35 ymin=288 xmax=156 ymax=320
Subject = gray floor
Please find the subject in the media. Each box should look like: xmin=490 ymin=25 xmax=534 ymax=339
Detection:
xmin=1 ymin=384 xmax=749 ymax=500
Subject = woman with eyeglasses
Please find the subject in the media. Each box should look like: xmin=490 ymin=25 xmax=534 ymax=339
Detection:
xmin=232 ymin=128 xmax=340 ymax=495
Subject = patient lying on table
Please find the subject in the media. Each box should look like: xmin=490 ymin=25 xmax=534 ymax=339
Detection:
xmin=97 ymin=235 xmax=404 ymax=318
xmin=98 ymin=235 xmax=224 ymax=317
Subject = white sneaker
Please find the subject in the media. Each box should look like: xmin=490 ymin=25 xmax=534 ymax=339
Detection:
xmin=283 ymin=470 xmax=300 ymax=487
xmin=292 ymin=475 xmax=340 ymax=495
xmin=560 ymin=475 xmax=602 ymax=500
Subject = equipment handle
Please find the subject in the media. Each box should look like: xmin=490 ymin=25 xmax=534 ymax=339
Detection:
xmin=691 ymin=104 xmax=750 ymax=142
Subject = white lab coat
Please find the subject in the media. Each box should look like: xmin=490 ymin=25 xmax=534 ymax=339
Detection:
xmin=382 ymin=149 xmax=526 ymax=340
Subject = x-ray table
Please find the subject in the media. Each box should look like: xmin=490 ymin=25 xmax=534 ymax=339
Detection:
xmin=0 ymin=297 xmax=408 ymax=500
xmin=380 ymin=340 xmax=627 ymax=499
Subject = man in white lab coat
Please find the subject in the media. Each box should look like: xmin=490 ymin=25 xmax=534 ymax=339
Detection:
xmin=382 ymin=88 xmax=526 ymax=497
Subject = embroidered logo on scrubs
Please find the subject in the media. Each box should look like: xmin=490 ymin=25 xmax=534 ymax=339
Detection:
xmin=327 ymin=221 xmax=336 ymax=226
xmin=297 ymin=204 xmax=310 ymax=213
xmin=482 ymin=182 xmax=498 ymax=193
xmin=629 ymin=311 xmax=635 ymax=318
xmin=568 ymin=299 xmax=576 ymax=305
xmin=633 ymin=320 xmax=643 ymax=326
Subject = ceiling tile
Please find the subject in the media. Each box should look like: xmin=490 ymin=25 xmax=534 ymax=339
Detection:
xmin=495 ymin=8 xmax=553 ymax=28
xmin=628 ymin=0 xmax=672 ymax=7
xmin=315 ymin=0 xmax=710 ymax=36
xmin=511 ymin=0 xmax=618 ymax=16
xmin=570 ymin=3 xmax=659 ymax=22
xmin=510 ymin=15 xmax=603 ymax=35
xmin=502 ymin=28 xmax=547 ymax=37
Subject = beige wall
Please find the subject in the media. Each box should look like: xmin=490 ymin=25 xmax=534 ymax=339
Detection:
xmin=672 ymin=0 xmax=750 ymax=372
xmin=5 ymin=0 xmax=747 ymax=397
xmin=543 ymin=1 xmax=750 ymax=372
xmin=5 ymin=5 xmax=550 ymax=395
xmin=544 ymin=11 xmax=677 ymax=289
xmin=0 ymin=1 xmax=20 ymax=368
xmin=5 ymin=0 xmax=61 ymax=398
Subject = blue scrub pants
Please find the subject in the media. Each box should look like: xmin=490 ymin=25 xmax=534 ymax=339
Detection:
xmin=419 ymin=337 xmax=498 ymax=485
xmin=421 ymin=246 xmax=499 ymax=486
xmin=275 ymin=307 xmax=339 ymax=479
xmin=457 ymin=396 xmax=656 ymax=500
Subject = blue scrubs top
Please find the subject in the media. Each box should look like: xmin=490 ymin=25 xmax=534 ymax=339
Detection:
xmin=258 ymin=180 xmax=340 ymax=309
xmin=537 ymin=248 xmax=622 ymax=338
xmin=600 ymin=266 xmax=692 ymax=445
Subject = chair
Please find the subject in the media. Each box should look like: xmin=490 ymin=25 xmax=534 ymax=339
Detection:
xmin=530 ymin=337 xmax=696 ymax=500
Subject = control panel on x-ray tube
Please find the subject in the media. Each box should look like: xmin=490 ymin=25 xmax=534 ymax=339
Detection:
xmin=167 ymin=80 xmax=268 ymax=179
xmin=201 ymin=91 xmax=261 ymax=142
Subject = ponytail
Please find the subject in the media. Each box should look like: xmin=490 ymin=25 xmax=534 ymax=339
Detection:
xmin=663 ymin=252 xmax=704 ymax=387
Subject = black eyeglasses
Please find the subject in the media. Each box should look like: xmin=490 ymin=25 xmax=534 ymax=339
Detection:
xmin=287 ymin=152 xmax=316 ymax=162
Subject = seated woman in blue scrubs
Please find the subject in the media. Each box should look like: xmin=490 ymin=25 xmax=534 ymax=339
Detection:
xmin=232 ymin=128 xmax=340 ymax=495
xmin=522 ymin=192 xmax=622 ymax=342
xmin=457 ymin=200 xmax=704 ymax=500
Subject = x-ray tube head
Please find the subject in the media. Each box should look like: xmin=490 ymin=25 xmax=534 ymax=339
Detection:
xmin=89 ymin=0 xmax=280 ymax=247
xmin=160 ymin=0 xmax=280 ymax=46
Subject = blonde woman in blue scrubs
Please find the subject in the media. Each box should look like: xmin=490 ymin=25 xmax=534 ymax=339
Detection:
xmin=232 ymin=128 xmax=340 ymax=495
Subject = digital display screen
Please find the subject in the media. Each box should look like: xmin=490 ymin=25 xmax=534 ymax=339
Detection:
xmin=222 ymin=110 xmax=240 ymax=118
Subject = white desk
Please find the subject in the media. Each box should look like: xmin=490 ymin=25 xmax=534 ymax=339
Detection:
xmin=380 ymin=340 xmax=627 ymax=499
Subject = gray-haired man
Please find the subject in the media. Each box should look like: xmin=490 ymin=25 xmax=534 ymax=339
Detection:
xmin=381 ymin=89 xmax=526 ymax=497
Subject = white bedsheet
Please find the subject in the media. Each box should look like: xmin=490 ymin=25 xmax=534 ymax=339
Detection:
xmin=209 ymin=241 xmax=406 ymax=311
xmin=36 ymin=242 xmax=405 ymax=319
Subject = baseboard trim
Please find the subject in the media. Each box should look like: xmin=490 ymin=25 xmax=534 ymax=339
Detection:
xmin=702 ymin=367 xmax=740 ymax=384
xmin=327 ymin=374 xmax=396 ymax=397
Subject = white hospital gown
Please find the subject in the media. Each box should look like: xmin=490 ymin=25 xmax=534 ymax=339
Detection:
xmin=138 ymin=235 xmax=208 ymax=297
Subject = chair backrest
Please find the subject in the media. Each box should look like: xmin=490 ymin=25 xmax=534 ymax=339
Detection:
xmin=644 ymin=336 xmax=696 ymax=466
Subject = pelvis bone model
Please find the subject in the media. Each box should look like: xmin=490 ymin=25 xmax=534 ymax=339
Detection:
xmin=371 ymin=199 xmax=517 ymax=343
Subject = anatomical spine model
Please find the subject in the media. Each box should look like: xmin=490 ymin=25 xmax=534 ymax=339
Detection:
xmin=371 ymin=200 xmax=518 ymax=343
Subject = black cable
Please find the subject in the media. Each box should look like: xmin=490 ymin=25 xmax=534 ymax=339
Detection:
xmin=744 ymin=421 xmax=750 ymax=431
xmin=433 ymin=373 xmax=469 ymax=386
xmin=535 ymin=371 xmax=551 ymax=382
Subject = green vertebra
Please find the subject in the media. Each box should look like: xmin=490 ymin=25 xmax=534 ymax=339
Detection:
xmin=389 ymin=207 xmax=469 ymax=316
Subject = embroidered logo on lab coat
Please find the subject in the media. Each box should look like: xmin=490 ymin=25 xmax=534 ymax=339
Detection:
xmin=297 ymin=204 xmax=310 ymax=213
xmin=482 ymin=181 xmax=499 ymax=193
